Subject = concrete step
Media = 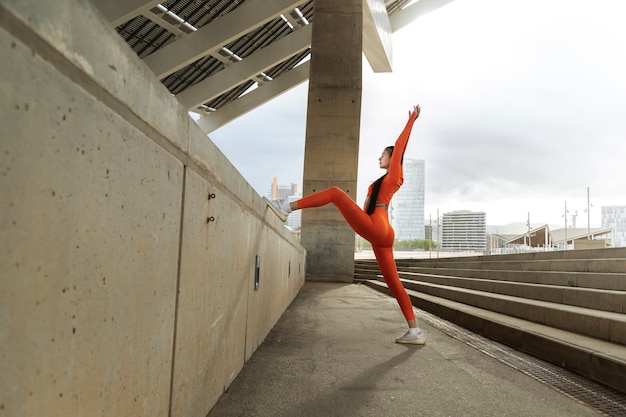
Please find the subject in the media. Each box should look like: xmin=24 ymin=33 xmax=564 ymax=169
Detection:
xmin=401 ymin=267 xmax=626 ymax=291
xmin=353 ymin=266 xmax=379 ymax=281
xmin=355 ymin=259 xmax=379 ymax=266
xmin=398 ymin=258 xmax=626 ymax=274
xmin=355 ymin=260 xmax=626 ymax=291
xmin=384 ymin=277 xmax=626 ymax=346
xmin=354 ymin=274 xmax=376 ymax=281
xmin=364 ymin=279 xmax=626 ymax=395
xmin=397 ymin=272 xmax=626 ymax=313
xmin=398 ymin=247 xmax=626 ymax=264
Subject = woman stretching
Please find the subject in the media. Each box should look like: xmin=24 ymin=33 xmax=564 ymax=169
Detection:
xmin=266 ymin=105 xmax=425 ymax=345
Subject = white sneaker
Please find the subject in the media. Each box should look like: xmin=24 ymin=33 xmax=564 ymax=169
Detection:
xmin=263 ymin=196 xmax=288 ymax=222
xmin=395 ymin=329 xmax=426 ymax=345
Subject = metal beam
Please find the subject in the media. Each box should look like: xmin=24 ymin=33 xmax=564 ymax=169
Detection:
xmin=143 ymin=0 xmax=306 ymax=79
xmin=143 ymin=8 xmax=194 ymax=38
xmin=390 ymin=0 xmax=456 ymax=32
xmin=91 ymin=0 xmax=161 ymax=27
xmin=194 ymin=61 xmax=310 ymax=134
xmin=177 ymin=24 xmax=312 ymax=110
xmin=363 ymin=0 xmax=393 ymax=72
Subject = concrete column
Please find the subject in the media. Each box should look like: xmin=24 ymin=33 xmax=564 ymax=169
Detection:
xmin=301 ymin=0 xmax=362 ymax=282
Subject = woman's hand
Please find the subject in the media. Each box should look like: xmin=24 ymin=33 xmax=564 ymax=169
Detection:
xmin=409 ymin=105 xmax=421 ymax=119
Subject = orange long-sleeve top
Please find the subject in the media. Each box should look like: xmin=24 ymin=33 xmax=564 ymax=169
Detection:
xmin=367 ymin=111 xmax=418 ymax=206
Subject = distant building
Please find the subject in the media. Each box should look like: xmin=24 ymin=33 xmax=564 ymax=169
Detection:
xmin=486 ymin=222 xmax=550 ymax=251
xmin=390 ymin=159 xmax=425 ymax=241
xmin=268 ymin=177 xmax=301 ymax=230
xmin=270 ymin=177 xmax=297 ymax=202
xmin=424 ymin=224 xmax=433 ymax=241
xmin=505 ymin=225 xmax=611 ymax=251
xmin=441 ymin=210 xmax=486 ymax=251
xmin=602 ymin=205 xmax=626 ymax=247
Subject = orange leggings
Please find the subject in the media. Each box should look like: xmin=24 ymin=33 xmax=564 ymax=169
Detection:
xmin=296 ymin=187 xmax=416 ymax=322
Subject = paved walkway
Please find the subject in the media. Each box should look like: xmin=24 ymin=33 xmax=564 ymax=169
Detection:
xmin=208 ymin=282 xmax=605 ymax=417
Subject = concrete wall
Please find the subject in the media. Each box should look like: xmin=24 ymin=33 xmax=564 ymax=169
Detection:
xmin=0 ymin=1 xmax=306 ymax=416
xmin=574 ymin=239 xmax=610 ymax=250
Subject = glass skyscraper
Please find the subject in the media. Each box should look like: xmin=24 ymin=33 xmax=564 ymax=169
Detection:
xmin=389 ymin=159 xmax=425 ymax=241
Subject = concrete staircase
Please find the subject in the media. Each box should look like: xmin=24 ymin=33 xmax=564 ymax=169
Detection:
xmin=357 ymin=247 xmax=626 ymax=394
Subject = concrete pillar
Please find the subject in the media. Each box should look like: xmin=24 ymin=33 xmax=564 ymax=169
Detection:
xmin=301 ymin=0 xmax=362 ymax=282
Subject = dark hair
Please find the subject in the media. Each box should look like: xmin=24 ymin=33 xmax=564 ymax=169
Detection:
xmin=366 ymin=146 xmax=395 ymax=215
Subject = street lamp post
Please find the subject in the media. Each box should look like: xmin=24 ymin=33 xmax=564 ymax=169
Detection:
xmin=564 ymin=200 xmax=569 ymax=250
xmin=526 ymin=212 xmax=531 ymax=249
xmin=437 ymin=208 xmax=440 ymax=259
xmin=429 ymin=213 xmax=432 ymax=259
xmin=587 ymin=186 xmax=591 ymax=239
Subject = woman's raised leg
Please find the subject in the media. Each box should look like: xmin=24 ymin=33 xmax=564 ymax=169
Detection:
xmin=296 ymin=186 xmax=376 ymax=239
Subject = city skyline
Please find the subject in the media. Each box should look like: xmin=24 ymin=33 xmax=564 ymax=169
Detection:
xmin=265 ymin=176 xmax=621 ymax=229
xmin=269 ymin=177 xmax=625 ymax=247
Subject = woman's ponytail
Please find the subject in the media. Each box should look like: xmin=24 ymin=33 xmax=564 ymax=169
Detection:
xmin=366 ymin=174 xmax=386 ymax=215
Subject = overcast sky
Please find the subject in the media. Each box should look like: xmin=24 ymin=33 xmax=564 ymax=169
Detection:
xmin=209 ymin=0 xmax=626 ymax=228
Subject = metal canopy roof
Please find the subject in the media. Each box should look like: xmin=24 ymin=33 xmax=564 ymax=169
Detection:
xmin=505 ymin=225 xmax=613 ymax=247
xmin=90 ymin=0 xmax=451 ymax=132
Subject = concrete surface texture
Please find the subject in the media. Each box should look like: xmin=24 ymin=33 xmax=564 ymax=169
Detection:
xmin=301 ymin=0 xmax=363 ymax=283
xmin=0 ymin=0 xmax=305 ymax=416
xmin=208 ymin=282 xmax=602 ymax=417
